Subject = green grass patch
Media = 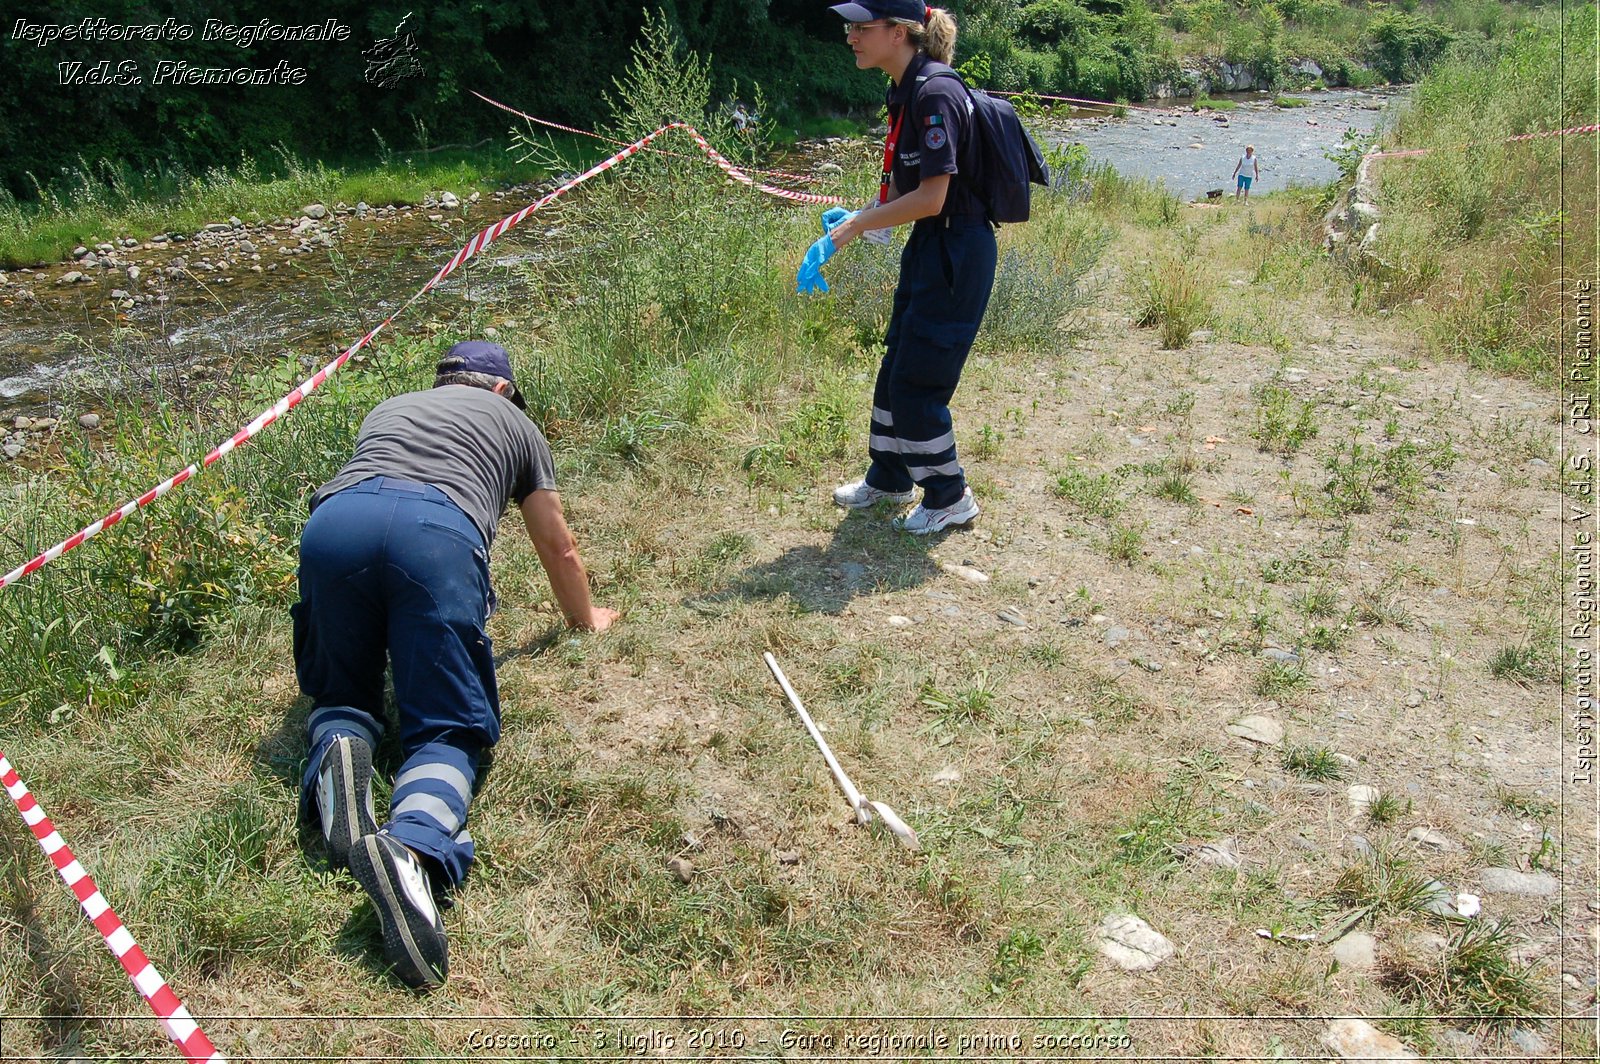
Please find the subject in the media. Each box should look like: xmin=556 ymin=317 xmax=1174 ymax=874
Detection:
xmin=1053 ymin=468 xmax=1127 ymax=518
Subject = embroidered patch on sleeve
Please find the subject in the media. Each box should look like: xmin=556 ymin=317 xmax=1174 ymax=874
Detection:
xmin=924 ymin=126 xmax=947 ymax=151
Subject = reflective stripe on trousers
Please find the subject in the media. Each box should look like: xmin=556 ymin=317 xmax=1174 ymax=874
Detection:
xmin=865 ymin=217 xmax=997 ymax=510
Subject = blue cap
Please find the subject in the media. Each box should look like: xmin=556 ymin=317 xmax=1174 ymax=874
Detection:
xmin=830 ymin=1 xmax=927 ymax=23
xmin=437 ymin=340 xmax=526 ymax=409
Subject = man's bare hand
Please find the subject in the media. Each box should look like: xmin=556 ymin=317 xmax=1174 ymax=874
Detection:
xmin=572 ymin=606 xmax=620 ymax=632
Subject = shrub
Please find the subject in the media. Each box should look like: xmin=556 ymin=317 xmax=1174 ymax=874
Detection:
xmin=1366 ymin=10 xmax=1453 ymax=82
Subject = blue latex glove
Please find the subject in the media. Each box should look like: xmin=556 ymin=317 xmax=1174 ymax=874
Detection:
xmin=821 ymin=207 xmax=856 ymax=234
xmin=795 ymin=232 xmax=836 ymax=294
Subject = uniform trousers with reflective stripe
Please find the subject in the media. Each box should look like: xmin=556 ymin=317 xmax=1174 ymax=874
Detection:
xmin=291 ymin=476 xmax=499 ymax=887
xmin=865 ymin=215 xmax=998 ymax=510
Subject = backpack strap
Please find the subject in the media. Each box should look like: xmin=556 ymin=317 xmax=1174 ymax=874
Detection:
xmin=908 ymin=64 xmax=981 ymax=211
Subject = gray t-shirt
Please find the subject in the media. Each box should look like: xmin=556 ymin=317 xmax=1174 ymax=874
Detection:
xmin=312 ymin=385 xmax=557 ymax=548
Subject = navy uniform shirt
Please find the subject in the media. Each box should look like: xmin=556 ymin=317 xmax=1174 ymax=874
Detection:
xmin=886 ymin=52 xmax=984 ymax=218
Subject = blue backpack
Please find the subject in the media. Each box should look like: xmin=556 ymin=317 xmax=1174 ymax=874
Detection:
xmin=919 ymin=67 xmax=1051 ymax=224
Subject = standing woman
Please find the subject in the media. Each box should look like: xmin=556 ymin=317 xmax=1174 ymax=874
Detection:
xmin=820 ymin=0 xmax=995 ymax=534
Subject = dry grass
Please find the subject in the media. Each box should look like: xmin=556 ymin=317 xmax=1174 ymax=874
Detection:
xmin=0 ymin=193 xmax=1580 ymax=1060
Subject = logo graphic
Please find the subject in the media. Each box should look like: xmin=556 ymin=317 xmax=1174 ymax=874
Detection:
xmin=924 ymin=126 xmax=947 ymax=151
xmin=364 ymin=12 xmax=423 ymax=87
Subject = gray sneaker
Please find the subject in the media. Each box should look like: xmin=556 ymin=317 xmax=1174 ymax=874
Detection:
xmin=833 ymin=478 xmax=916 ymax=509
xmin=893 ymin=488 xmax=980 ymax=535
xmin=315 ymin=735 xmax=377 ymax=869
xmin=348 ymin=833 xmax=449 ymax=990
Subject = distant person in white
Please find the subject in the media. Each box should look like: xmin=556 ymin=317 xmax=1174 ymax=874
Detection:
xmin=1233 ymin=145 xmax=1260 ymax=201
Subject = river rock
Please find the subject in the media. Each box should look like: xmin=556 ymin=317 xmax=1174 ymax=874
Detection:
xmin=302 ymin=203 xmax=328 ymax=220
xmin=95 ymin=242 xmax=113 ymax=252
xmin=57 ymin=271 xmax=85 ymax=285
xmin=440 ymin=191 xmax=460 ymax=209
xmin=1479 ymin=867 xmax=1559 ymax=896
xmin=126 ymin=266 xmax=140 ymax=281
xmin=1104 ymin=626 xmax=1131 ymax=646
xmin=238 ymin=240 xmax=257 ymax=256
xmin=72 ymin=245 xmax=88 ymax=259
xmin=1347 ymin=785 xmax=1380 ymax=816
xmin=1510 ymin=1030 xmax=1549 ymax=1056
xmin=203 ymin=222 xmax=230 ymax=233
xmin=1181 ymin=836 xmax=1241 ymax=870
xmin=1331 ymin=931 xmax=1377 ymax=970
xmin=1261 ymin=647 xmax=1300 ymax=664
xmin=81 ymin=253 xmax=99 ymax=269
xmin=1321 ymin=1018 xmax=1420 ymax=1061
xmin=666 ymin=856 xmax=694 ymax=884
xmin=1226 ymin=714 xmax=1283 ymax=746
xmin=1406 ymin=827 xmax=1458 ymax=851
xmin=78 ymin=413 xmax=101 ymax=429
xmin=1095 ymin=914 xmax=1175 ymax=971
xmin=2 ymin=441 xmax=21 ymax=459
xmin=941 ymin=563 xmax=987 ymax=583
xmin=1350 ymin=202 xmax=1381 ymax=227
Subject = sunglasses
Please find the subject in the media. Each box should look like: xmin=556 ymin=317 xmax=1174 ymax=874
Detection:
xmin=844 ymin=20 xmax=894 ymax=35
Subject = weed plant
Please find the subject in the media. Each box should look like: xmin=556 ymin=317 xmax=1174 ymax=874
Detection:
xmin=1281 ymin=743 xmax=1345 ymax=781
xmin=1131 ymin=251 xmax=1211 ymax=349
xmin=1379 ymin=921 xmax=1549 ymax=1027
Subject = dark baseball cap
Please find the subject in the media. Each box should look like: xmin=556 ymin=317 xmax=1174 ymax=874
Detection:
xmin=830 ymin=1 xmax=927 ymax=23
xmin=437 ymin=340 xmax=526 ymax=409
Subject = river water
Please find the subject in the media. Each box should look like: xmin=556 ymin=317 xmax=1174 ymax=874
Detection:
xmin=1043 ymin=87 xmax=1404 ymax=199
xmin=0 ymin=88 xmax=1404 ymax=414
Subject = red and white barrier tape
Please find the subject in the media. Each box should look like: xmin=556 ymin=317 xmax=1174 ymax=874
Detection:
xmin=1365 ymin=121 xmax=1600 ymax=160
xmin=471 ymin=91 xmax=823 ymax=185
xmin=0 ymin=118 xmax=837 ymax=595
xmin=0 ymin=753 xmax=226 ymax=1062
xmin=472 ymin=92 xmax=846 ymax=206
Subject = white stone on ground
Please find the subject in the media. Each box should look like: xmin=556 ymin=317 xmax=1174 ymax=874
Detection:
xmin=1347 ymin=785 xmax=1379 ymax=816
xmin=1095 ymin=914 xmax=1175 ymax=971
xmin=1226 ymin=715 xmax=1284 ymax=746
xmin=1331 ymin=932 xmax=1377 ymax=970
xmin=941 ymin=563 xmax=987 ymax=583
xmin=1321 ymin=1018 xmax=1420 ymax=1061
xmin=1479 ymin=867 xmax=1559 ymax=896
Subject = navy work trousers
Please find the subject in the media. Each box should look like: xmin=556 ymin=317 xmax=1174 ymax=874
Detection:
xmin=865 ymin=216 xmax=998 ymax=510
xmin=292 ymin=476 xmax=499 ymax=887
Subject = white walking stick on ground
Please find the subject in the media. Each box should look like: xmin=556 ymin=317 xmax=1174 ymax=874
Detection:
xmin=763 ymin=652 xmax=920 ymax=851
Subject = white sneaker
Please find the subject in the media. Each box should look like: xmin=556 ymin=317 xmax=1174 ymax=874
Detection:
xmin=315 ymin=735 xmax=377 ymax=869
xmin=893 ymin=488 xmax=980 ymax=535
xmin=833 ymin=478 xmax=916 ymax=509
xmin=348 ymin=833 xmax=449 ymax=989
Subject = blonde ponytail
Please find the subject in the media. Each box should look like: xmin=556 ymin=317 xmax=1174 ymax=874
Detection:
xmin=900 ymin=7 xmax=957 ymax=65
